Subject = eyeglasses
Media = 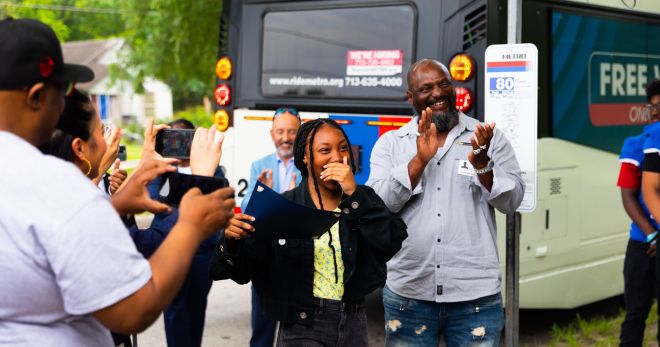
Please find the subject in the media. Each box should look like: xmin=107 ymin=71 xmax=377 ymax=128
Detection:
xmin=274 ymin=107 xmax=299 ymax=117
xmin=645 ymin=103 xmax=660 ymax=112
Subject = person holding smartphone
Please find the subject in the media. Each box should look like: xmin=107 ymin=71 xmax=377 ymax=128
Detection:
xmin=0 ymin=18 xmax=235 ymax=346
xmin=41 ymin=89 xmax=230 ymax=346
xmin=213 ymin=118 xmax=407 ymax=346
xmin=146 ymin=119 xmax=226 ymax=347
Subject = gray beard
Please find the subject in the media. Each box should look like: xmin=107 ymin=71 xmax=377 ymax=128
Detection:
xmin=276 ymin=146 xmax=293 ymax=159
xmin=431 ymin=108 xmax=459 ymax=132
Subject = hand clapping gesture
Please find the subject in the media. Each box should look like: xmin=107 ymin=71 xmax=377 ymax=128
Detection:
xmin=258 ymin=169 xmax=274 ymax=188
xmin=467 ymin=122 xmax=496 ymax=169
xmin=415 ymin=106 xmax=439 ymax=164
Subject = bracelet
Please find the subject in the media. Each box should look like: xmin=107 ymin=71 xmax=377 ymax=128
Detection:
xmin=474 ymin=160 xmax=493 ymax=174
xmin=647 ymin=230 xmax=658 ymax=243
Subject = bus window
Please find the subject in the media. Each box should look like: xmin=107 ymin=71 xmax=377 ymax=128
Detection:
xmin=261 ymin=5 xmax=416 ymax=100
xmin=551 ymin=10 xmax=660 ymax=153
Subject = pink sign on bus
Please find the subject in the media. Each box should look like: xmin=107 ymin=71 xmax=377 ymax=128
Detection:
xmin=346 ymin=49 xmax=403 ymax=76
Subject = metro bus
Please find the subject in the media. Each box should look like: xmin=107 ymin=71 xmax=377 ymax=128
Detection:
xmin=213 ymin=0 xmax=660 ymax=309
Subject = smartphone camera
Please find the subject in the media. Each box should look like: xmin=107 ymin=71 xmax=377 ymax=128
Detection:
xmin=158 ymin=172 xmax=230 ymax=206
xmin=118 ymin=144 xmax=127 ymax=162
xmin=155 ymin=129 xmax=196 ymax=159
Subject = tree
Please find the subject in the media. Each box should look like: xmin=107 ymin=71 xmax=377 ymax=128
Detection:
xmin=116 ymin=0 xmax=223 ymax=110
xmin=0 ymin=0 xmax=124 ymax=41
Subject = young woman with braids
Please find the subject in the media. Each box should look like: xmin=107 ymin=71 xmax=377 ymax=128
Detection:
xmin=214 ymin=118 xmax=407 ymax=346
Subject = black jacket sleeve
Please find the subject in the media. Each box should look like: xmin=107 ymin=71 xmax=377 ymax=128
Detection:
xmin=338 ymin=185 xmax=408 ymax=263
xmin=209 ymin=231 xmax=269 ymax=285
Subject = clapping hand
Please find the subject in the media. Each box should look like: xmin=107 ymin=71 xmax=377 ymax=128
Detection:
xmin=415 ymin=107 xmax=439 ymax=164
xmin=258 ymin=169 xmax=273 ymax=188
xmin=467 ymin=122 xmax=495 ymax=169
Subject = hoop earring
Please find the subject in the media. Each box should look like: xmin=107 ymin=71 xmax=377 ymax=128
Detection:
xmin=82 ymin=158 xmax=92 ymax=177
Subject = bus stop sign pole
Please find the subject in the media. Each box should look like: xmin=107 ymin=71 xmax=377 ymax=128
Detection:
xmin=505 ymin=213 xmax=521 ymax=347
xmin=506 ymin=1 xmax=522 ymax=347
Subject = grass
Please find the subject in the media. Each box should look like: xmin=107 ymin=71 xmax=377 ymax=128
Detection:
xmin=125 ymin=142 xmax=142 ymax=161
xmin=549 ymin=301 xmax=658 ymax=347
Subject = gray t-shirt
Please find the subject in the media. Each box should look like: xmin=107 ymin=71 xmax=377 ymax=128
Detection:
xmin=0 ymin=131 xmax=152 ymax=346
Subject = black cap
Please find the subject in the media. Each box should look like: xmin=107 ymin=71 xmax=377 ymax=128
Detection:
xmin=0 ymin=18 xmax=94 ymax=90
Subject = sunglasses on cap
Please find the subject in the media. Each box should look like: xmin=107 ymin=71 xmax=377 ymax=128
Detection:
xmin=63 ymin=82 xmax=75 ymax=96
xmin=48 ymin=79 xmax=75 ymax=97
xmin=274 ymin=107 xmax=299 ymax=117
xmin=23 ymin=79 xmax=75 ymax=97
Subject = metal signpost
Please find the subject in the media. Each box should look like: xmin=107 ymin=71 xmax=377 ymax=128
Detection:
xmin=485 ymin=2 xmax=537 ymax=345
xmin=485 ymin=42 xmax=538 ymax=345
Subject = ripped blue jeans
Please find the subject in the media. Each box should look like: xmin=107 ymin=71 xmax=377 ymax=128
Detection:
xmin=383 ymin=286 xmax=503 ymax=347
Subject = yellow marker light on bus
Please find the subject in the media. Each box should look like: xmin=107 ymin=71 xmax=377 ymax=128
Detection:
xmin=449 ymin=54 xmax=475 ymax=82
xmin=216 ymin=56 xmax=232 ymax=80
xmin=214 ymin=109 xmax=230 ymax=132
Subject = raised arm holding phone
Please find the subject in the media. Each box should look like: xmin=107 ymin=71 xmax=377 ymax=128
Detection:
xmin=0 ymin=18 xmax=235 ymax=346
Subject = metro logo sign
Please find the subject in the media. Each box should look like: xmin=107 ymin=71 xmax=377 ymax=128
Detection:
xmin=486 ymin=60 xmax=529 ymax=73
xmin=588 ymin=52 xmax=660 ymax=126
xmin=346 ymin=49 xmax=403 ymax=76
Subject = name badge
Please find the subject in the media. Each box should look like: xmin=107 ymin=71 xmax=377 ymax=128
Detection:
xmin=457 ymin=160 xmax=475 ymax=176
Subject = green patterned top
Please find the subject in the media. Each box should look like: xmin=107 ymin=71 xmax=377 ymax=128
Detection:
xmin=312 ymin=213 xmax=344 ymax=300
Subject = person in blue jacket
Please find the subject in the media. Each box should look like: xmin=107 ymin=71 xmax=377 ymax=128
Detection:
xmin=146 ymin=118 xmax=224 ymax=347
xmin=231 ymin=107 xmax=302 ymax=347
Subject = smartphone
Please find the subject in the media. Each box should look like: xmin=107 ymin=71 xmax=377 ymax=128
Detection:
xmin=155 ymin=129 xmax=196 ymax=159
xmin=118 ymin=144 xmax=127 ymax=162
xmin=158 ymin=172 xmax=230 ymax=206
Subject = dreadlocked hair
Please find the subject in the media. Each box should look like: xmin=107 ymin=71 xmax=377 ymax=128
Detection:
xmin=293 ymin=118 xmax=356 ymax=211
xmin=293 ymin=118 xmax=355 ymax=284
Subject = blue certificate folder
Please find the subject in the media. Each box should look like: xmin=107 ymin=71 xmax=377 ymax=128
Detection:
xmin=243 ymin=181 xmax=340 ymax=241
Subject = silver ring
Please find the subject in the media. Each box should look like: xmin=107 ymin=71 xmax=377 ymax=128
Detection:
xmin=415 ymin=131 xmax=421 ymax=137
xmin=472 ymin=144 xmax=487 ymax=156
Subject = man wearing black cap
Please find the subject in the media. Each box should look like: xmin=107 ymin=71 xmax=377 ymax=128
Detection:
xmin=0 ymin=18 xmax=235 ymax=346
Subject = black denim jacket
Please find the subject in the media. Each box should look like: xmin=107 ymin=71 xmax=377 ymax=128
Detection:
xmin=210 ymin=180 xmax=407 ymax=325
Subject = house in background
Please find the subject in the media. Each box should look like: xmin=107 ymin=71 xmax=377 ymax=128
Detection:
xmin=62 ymin=38 xmax=173 ymax=126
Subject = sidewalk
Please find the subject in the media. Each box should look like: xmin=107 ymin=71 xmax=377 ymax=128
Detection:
xmin=137 ymin=280 xmax=386 ymax=346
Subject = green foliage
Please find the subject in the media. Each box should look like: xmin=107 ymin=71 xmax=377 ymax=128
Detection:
xmin=0 ymin=0 xmax=124 ymax=41
xmin=116 ymin=0 xmax=223 ymax=110
xmin=169 ymin=106 xmax=214 ymax=128
xmin=1 ymin=0 xmax=221 ymax=110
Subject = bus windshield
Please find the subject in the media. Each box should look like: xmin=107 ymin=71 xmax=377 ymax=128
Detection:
xmin=261 ymin=5 xmax=416 ymax=100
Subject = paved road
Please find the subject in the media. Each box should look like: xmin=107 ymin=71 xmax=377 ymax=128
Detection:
xmin=137 ymin=279 xmax=386 ymax=347
xmin=136 ymin=278 xmax=629 ymax=347
xmin=133 ymin=217 xmax=625 ymax=347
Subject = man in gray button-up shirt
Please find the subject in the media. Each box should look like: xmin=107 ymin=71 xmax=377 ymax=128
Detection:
xmin=367 ymin=59 xmax=524 ymax=346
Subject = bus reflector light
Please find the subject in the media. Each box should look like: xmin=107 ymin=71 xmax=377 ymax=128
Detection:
xmin=216 ymin=56 xmax=232 ymax=80
xmin=449 ymin=54 xmax=475 ymax=82
xmin=455 ymin=87 xmax=473 ymax=112
xmin=214 ymin=109 xmax=230 ymax=131
xmin=214 ymin=84 xmax=231 ymax=106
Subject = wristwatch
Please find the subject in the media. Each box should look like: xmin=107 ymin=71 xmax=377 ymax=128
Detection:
xmin=474 ymin=160 xmax=494 ymax=174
